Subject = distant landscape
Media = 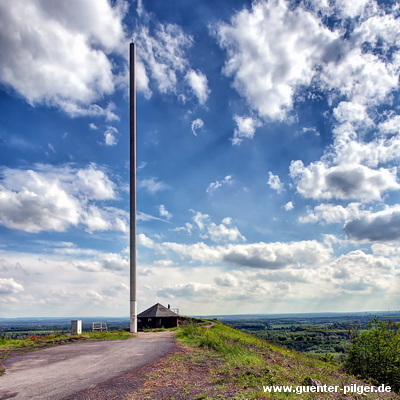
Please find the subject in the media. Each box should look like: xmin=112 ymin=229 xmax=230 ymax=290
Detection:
xmin=1 ymin=311 xmax=400 ymax=397
xmin=2 ymin=310 xmax=400 ymax=362
xmin=218 ymin=311 xmax=400 ymax=363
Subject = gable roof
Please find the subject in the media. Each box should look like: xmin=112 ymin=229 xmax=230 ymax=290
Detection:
xmin=138 ymin=303 xmax=178 ymax=318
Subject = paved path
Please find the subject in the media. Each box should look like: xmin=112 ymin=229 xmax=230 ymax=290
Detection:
xmin=0 ymin=332 xmax=175 ymax=400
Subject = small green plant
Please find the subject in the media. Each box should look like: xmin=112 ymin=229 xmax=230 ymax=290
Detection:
xmin=84 ymin=330 xmax=133 ymax=340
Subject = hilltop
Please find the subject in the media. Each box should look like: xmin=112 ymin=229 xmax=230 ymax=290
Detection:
xmin=125 ymin=321 xmax=399 ymax=400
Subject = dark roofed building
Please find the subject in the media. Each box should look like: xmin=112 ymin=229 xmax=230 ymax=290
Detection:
xmin=137 ymin=303 xmax=179 ymax=330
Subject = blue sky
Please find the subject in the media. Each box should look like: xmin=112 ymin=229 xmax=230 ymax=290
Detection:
xmin=0 ymin=0 xmax=399 ymax=317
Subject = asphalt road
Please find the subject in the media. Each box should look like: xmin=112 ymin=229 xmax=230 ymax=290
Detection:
xmin=0 ymin=332 xmax=175 ymax=400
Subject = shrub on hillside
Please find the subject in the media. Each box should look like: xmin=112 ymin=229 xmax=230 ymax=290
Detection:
xmin=344 ymin=318 xmax=400 ymax=392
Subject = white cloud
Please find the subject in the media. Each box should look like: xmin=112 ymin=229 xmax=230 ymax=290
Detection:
xmin=0 ymin=278 xmax=24 ymax=295
xmin=372 ymin=243 xmax=400 ymax=257
xmin=327 ymin=249 xmax=394 ymax=294
xmin=215 ymin=0 xmax=337 ymax=121
xmin=137 ymin=233 xmax=157 ymax=249
xmin=222 ymin=217 xmax=232 ymax=225
xmin=133 ymin=6 xmax=208 ymax=105
xmin=267 ymin=172 xmax=284 ymax=194
xmin=333 ymin=0 xmax=372 ymax=18
xmin=206 ymin=175 xmax=233 ymax=194
xmin=0 ymin=164 xmax=126 ymax=233
xmin=214 ymin=0 xmax=400 ymax=154
xmin=159 ymin=204 xmax=172 ymax=220
xmin=284 ymin=201 xmax=294 ymax=211
xmin=321 ymin=49 xmax=398 ymax=107
xmin=0 ymin=0 xmax=126 ymax=117
xmin=137 ymin=211 xmax=169 ymax=223
xmin=344 ymin=205 xmax=400 ymax=242
xmin=82 ymin=206 xmax=128 ymax=234
xmin=232 ymin=115 xmax=262 ymax=145
xmin=0 ymin=246 xmax=135 ymax=316
xmin=138 ymin=178 xmax=168 ymax=194
xmin=290 ymin=161 xmax=399 ymax=201
xmin=103 ymin=126 xmax=118 ymax=146
xmin=171 ymin=223 xmax=193 ymax=234
xmin=89 ymin=123 xmax=98 ymax=130
xmin=162 ymin=239 xmax=330 ymax=269
xmin=300 ymin=203 xmax=363 ymax=224
xmin=379 ymin=115 xmax=400 ymax=135
xmin=157 ymin=282 xmax=216 ymax=299
xmin=333 ymin=102 xmax=371 ymax=126
xmin=57 ymin=101 xmax=119 ymax=121
xmin=99 ymin=253 xmax=129 ymax=272
xmin=215 ymin=273 xmax=239 ymax=287
xmin=134 ymin=22 xmax=191 ymax=94
xmin=207 ymin=222 xmax=246 ymax=243
xmin=75 ymin=165 xmax=116 ymax=200
xmin=190 ymin=211 xmax=245 ymax=243
xmin=186 ymin=70 xmax=210 ymax=104
xmin=191 ymin=118 xmax=204 ymax=136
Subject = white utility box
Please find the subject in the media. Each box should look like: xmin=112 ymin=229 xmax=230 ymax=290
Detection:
xmin=71 ymin=319 xmax=82 ymax=334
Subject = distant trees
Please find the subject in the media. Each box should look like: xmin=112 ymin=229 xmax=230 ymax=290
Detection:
xmin=344 ymin=318 xmax=400 ymax=392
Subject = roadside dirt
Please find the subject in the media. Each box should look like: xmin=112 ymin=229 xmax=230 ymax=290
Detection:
xmin=68 ymin=341 xmax=237 ymax=400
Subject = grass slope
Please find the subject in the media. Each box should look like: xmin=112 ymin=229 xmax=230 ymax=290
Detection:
xmin=128 ymin=321 xmax=400 ymax=400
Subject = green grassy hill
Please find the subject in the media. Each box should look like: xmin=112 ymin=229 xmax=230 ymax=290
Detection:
xmin=127 ymin=321 xmax=400 ymax=400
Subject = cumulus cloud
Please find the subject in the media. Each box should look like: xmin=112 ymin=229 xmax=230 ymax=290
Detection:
xmin=215 ymin=0 xmax=337 ymax=121
xmin=206 ymin=175 xmax=233 ymax=194
xmin=99 ymin=253 xmax=129 ymax=272
xmin=213 ymin=0 xmax=400 ymax=166
xmin=333 ymin=0 xmax=371 ymax=18
xmin=191 ymin=118 xmax=204 ymax=136
xmin=103 ymin=126 xmax=118 ymax=146
xmin=232 ymin=115 xmax=262 ymax=145
xmin=267 ymin=172 xmax=284 ymax=194
xmin=0 ymin=278 xmax=24 ymax=295
xmin=0 ymin=164 xmax=126 ymax=233
xmin=82 ymin=206 xmax=128 ymax=234
xmin=333 ymin=102 xmax=371 ymax=126
xmin=190 ymin=211 xmax=245 ymax=243
xmin=0 ymin=0 xmax=126 ymax=118
xmin=186 ymin=70 xmax=210 ymax=104
xmin=137 ymin=233 xmax=157 ymax=249
xmin=379 ymin=115 xmax=400 ymax=135
xmin=344 ymin=206 xmax=400 ymax=242
xmin=159 ymin=204 xmax=172 ymax=220
xmin=215 ymin=273 xmax=239 ymax=287
xmin=0 ymin=246 xmax=137 ymax=315
xmin=162 ymin=239 xmax=331 ymax=269
xmin=328 ymin=249 xmax=394 ymax=293
xmin=284 ymin=201 xmax=294 ymax=211
xmin=299 ymin=203 xmax=363 ymax=224
xmin=290 ymin=161 xmax=399 ymax=201
xmin=74 ymin=165 xmax=116 ymax=200
xmin=171 ymin=223 xmax=193 ymax=234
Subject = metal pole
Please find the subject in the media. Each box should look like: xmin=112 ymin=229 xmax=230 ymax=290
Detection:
xmin=129 ymin=42 xmax=137 ymax=333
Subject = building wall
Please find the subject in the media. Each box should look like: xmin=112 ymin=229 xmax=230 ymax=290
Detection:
xmin=138 ymin=317 xmax=178 ymax=330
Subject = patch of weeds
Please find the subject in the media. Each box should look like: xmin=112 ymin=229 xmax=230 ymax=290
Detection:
xmin=83 ymin=330 xmax=133 ymax=341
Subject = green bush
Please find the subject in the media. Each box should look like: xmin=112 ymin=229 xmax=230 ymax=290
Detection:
xmin=344 ymin=318 xmax=400 ymax=392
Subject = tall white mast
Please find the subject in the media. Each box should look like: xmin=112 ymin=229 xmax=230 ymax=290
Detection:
xmin=129 ymin=42 xmax=137 ymax=333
